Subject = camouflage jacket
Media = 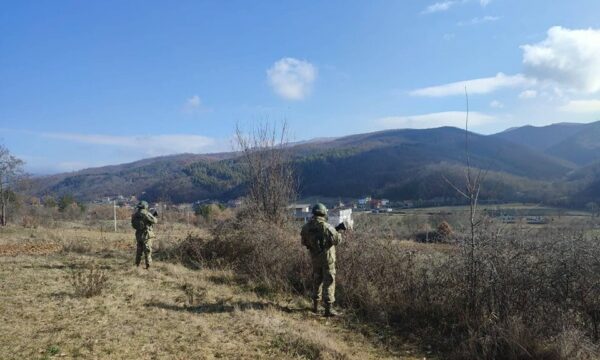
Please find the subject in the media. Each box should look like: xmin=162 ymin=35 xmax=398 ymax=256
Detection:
xmin=301 ymin=216 xmax=342 ymax=257
xmin=131 ymin=209 xmax=157 ymax=238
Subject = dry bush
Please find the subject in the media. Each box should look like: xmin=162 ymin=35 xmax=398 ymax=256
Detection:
xmin=173 ymin=210 xmax=600 ymax=358
xmin=437 ymin=220 xmax=453 ymax=238
xmin=170 ymin=212 xmax=310 ymax=295
xmin=69 ymin=263 xmax=109 ymax=298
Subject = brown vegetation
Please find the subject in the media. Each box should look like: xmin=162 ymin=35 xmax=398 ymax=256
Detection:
xmin=0 ymin=225 xmax=417 ymax=359
xmin=169 ymin=209 xmax=600 ymax=359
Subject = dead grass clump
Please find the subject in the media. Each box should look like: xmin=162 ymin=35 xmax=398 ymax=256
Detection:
xmin=69 ymin=262 xmax=109 ymax=297
xmin=180 ymin=282 xmax=207 ymax=306
xmin=271 ymin=333 xmax=350 ymax=360
xmin=453 ymin=316 xmax=559 ymax=360
xmin=556 ymin=327 xmax=600 ymax=360
xmin=62 ymin=240 xmax=93 ymax=254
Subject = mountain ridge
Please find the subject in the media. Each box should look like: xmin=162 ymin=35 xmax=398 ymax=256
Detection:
xmin=29 ymin=124 xmax=582 ymax=204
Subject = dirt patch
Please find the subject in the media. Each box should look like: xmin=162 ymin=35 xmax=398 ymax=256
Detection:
xmin=0 ymin=243 xmax=62 ymax=256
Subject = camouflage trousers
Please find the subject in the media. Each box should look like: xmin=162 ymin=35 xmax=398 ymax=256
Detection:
xmin=310 ymin=253 xmax=336 ymax=305
xmin=135 ymin=236 xmax=153 ymax=268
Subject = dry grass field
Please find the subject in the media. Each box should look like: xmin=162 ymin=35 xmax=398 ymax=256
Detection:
xmin=0 ymin=224 xmax=428 ymax=360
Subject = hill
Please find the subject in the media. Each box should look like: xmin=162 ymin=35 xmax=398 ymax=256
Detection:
xmin=493 ymin=122 xmax=585 ymax=152
xmin=545 ymin=121 xmax=600 ymax=165
xmin=494 ymin=121 xmax=600 ymax=166
xmin=30 ymin=126 xmax=574 ymax=204
xmin=31 ymin=153 xmax=235 ymax=203
xmin=293 ymin=127 xmax=571 ymax=201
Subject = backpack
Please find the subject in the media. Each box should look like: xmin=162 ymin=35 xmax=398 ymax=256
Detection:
xmin=131 ymin=212 xmax=146 ymax=231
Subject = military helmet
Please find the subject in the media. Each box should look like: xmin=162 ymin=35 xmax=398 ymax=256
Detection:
xmin=312 ymin=203 xmax=328 ymax=216
xmin=137 ymin=201 xmax=149 ymax=209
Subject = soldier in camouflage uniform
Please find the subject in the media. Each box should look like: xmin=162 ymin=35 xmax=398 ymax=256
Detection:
xmin=301 ymin=203 xmax=342 ymax=316
xmin=131 ymin=201 xmax=157 ymax=269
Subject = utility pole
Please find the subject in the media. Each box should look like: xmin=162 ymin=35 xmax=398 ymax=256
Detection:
xmin=113 ymin=200 xmax=117 ymax=232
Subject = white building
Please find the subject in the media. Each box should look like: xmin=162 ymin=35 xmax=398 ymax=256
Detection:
xmin=357 ymin=196 xmax=371 ymax=208
xmin=289 ymin=204 xmax=354 ymax=230
xmin=328 ymin=208 xmax=354 ymax=229
xmin=289 ymin=204 xmax=312 ymax=222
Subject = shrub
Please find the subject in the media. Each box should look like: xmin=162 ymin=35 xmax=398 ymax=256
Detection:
xmin=171 ymin=210 xmax=600 ymax=359
xmin=69 ymin=263 xmax=109 ymax=297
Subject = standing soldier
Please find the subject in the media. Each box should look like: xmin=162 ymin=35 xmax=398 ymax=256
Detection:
xmin=131 ymin=201 xmax=157 ymax=269
xmin=301 ymin=203 xmax=343 ymax=317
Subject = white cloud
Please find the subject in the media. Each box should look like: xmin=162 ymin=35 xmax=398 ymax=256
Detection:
xmin=42 ymin=133 xmax=221 ymax=156
xmin=377 ymin=111 xmax=494 ymax=130
xmin=410 ymin=73 xmax=533 ymax=97
xmin=490 ymin=100 xmax=504 ymax=108
xmin=182 ymin=95 xmax=208 ymax=114
xmin=422 ymin=1 xmax=456 ymax=14
xmin=458 ymin=16 xmax=500 ymax=26
xmin=559 ymin=99 xmax=600 ymax=113
xmin=480 ymin=0 xmax=492 ymax=6
xmin=519 ymin=90 xmax=538 ymax=99
xmin=521 ymin=26 xmax=600 ymax=93
xmin=187 ymin=95 xmax=201 ymax=108
xmin=267 ymin=58 xmax=317 ymax=100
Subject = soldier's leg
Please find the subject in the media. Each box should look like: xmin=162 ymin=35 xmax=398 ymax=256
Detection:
xmin=323 ymin=263 xmax=339 ymax=317
xmin=311 ymin=260 xmax=324 ymax=302
xmin=322 ymin=268 xmax=336 ymax=305
xmin=135 ymin=240 xmax=143 ymax=266
xmin=143 ymin=238 xmax=153 ymax=268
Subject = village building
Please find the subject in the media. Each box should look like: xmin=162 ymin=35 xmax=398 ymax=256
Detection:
xmin=289 ymin=203 xmax=354 ymax=229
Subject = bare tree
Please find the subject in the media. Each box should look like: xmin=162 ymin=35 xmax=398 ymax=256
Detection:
xmin=0 ymin=144 xmax=25 ymax=226
xmin=234 ymin=121 xmax=296 ymax=224
xmin=443 ymin=88 xmax=489 ymax=316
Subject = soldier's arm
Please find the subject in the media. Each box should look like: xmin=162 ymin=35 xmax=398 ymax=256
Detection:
xmin=325 ymin=223 xmax=342 ymax=246
xmin=144 ymin=212 xmax=157 ymax=224
xmin=300 ymin=226 xmax=310 ymax=248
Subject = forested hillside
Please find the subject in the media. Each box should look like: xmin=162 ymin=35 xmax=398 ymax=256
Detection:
xmin=30 ymin=125 xmax=589 ymax=205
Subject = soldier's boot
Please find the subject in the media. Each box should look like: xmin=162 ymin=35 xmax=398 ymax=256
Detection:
xmin=324 ymin=304 xmax=339 ymax=317
xmin=312 ymin=299 xmax=319 ymax=314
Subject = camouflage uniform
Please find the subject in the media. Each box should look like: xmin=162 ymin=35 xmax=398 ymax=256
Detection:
xmin=301 ymin=215 xmax=342 ymax=309
xmin=131 ymin=204 xmax=157 ymax=268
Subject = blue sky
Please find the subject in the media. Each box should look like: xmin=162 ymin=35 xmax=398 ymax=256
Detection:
xmin=2 ymin=0 xmax=600 ymax=173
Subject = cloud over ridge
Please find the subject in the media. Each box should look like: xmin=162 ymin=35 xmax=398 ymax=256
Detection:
xmin=42 ymin=132 xmax=220 ymax=157
xmin=267 ymin=57 xmax=317 ymax=100
xmin=377 ymin=111 xmax=494 ymax=130
xmin=522 ymin=26 xmax=600 ymax=93
xmin=410 ymin=73 xmax=533 ymax=97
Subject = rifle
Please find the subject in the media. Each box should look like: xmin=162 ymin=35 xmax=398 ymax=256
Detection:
xmin=149 ymin=208 xmax=159 ymax=217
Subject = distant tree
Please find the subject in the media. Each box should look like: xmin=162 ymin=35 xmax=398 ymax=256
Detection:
xmin=58 ymin=194 xmax=76 ymax=212
xmin=43 ymin=195 xmax=57 ymax=208
xmin=29 ymin=196 xmax=41 ymax=207
xmin=0 ymin=145 xmax=25 ymax=226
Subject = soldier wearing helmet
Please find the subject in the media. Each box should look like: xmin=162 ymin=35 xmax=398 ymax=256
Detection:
xmin=131 ymin=201 xmax=157 ymax=269
xmin=301 ymin=203 xmax=343 ymax=316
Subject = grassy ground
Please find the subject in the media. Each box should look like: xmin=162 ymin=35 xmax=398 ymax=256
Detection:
xmin=0 ymin=225 xmax=428 ymax=360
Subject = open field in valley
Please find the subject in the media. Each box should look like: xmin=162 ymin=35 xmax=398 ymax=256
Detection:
xmin=0 ymin=224 xmax=429 ymax=360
